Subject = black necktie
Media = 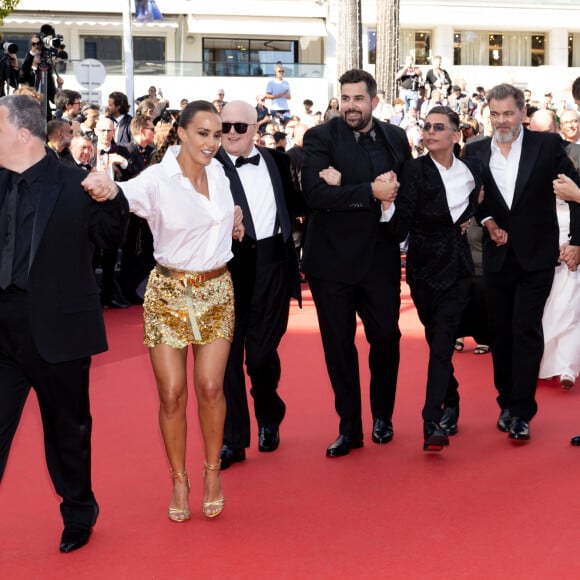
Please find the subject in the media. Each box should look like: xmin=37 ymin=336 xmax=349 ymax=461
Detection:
xmin=0 ymin=175 xmax=21 ymax=290
xmin=235 ymin=154 xmax=260 ymax=168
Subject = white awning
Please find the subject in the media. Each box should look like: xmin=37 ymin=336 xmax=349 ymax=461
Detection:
xmin=4 ymin=15 xmax=178 ymax=29
xmin=187 ymin=15 xmax=327 ymax=37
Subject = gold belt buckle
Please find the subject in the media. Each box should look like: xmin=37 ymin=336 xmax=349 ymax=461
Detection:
xmin=185 ymin=273 xmax=201 ymax=287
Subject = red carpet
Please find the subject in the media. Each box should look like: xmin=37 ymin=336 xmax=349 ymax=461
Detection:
xmin=1 ymin=283 xmax=580 ymax=579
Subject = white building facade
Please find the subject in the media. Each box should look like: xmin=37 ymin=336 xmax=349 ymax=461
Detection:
xmin=2 ymin=0 xmax=579 ymax=112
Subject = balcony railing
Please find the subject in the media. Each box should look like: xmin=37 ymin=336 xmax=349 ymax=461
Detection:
xmin=64 ymin=60 xmax=326 ymax=78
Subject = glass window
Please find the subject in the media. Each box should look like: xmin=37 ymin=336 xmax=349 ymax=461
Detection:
xmin=202 ymin=38 xmax=298 ymax=77
xmin=489 ymin=34 xmax=503 ymax=66
xmin=454 ymin=31 xmax=545 ymax=67
xmin=368 ymin=30 xmax=376 ymax=65
xmin=82 ymin=36 xmax=122 ymax=62
xmin=569 ymin=34 xmax=580 ymax=67
xmin=400 ymin=30 xmax=431 ymax=65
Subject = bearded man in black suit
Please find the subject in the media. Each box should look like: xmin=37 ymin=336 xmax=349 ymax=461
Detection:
xmin=464 ymin=83 xmax=580 ymax=441
xmin=301 ymin=69 xmax=412 ymax=457
xmin=215 ymin=100 xmax=301 ymax=468
xmin=0 ymin=94 xmax=129 ymax=552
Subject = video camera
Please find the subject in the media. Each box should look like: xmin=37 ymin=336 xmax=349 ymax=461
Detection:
xmin=3 ymin=42 xmax=18 ymax=55
xmin=38 ymin=24 xmax=63 ymax=63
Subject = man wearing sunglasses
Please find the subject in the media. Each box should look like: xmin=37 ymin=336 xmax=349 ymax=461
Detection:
xmin=464 ymin=83 xmax=580 ymax=442
xmin=394 ymin=107 xmax=482 ymax=451
xmin=215 ymin=100 xmax=301 ymax=468
xmin=301 ymin=68 xmax=412 ymax=457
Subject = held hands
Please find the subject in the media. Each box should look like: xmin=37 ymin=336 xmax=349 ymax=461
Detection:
xmin=559 ymin=243 xmax=579 ymax=272
xmin=553 ymin=174 xmax=580 ymax=202
xmin=232 ymin=205 xmax=245 ymax=241
xmin=459 ymin=219 xmax=471 ymax=235
xmin=81 ymin=172 xmax=119 ymax=202
xmin=372 ymin=170 xmax=400 ymax=210
xmin=485 ymin=219 xmax=508 ymax=247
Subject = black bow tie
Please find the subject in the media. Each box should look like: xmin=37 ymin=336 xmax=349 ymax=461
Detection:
xmin=235 ymin=154 xmax=260 ymax=168
xmin=100 ymin=149 xmax=109 ymax=156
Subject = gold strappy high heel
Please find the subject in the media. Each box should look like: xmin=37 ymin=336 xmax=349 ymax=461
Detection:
xmin=168 ymin=467 xmax=191 ymax=523
xmin=202 ymin=461 xmax=224 ymax=519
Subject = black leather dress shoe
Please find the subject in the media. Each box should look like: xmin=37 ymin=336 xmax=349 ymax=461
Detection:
xmin=326 ymin=434 xmax=364 ymax=457
xmin=59 ymin=524 xmax=93 ymax=553
xmin=219 ymin=445 xmax=246 ymax=470
xmin=439 ymin=406 xmax=459 ymax=436
xmin=372 ymin=418 xmax=394 ymax=444
xmin=508 ymin=418 xmax=530 ymax=441
xmin=101 ymin=298 xmax=130 ymax=309
xmin=423 ymin=421 xmax=449 ymax=452
xmin=258 ymin=425 xmax=280 ymax=452
xmin=497 ymin=409 xmax=512 ymax=433
xmin=571 ymin=435 xmax=580 ymax=446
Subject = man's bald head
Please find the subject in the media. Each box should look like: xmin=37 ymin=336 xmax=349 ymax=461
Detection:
xmin=221 ymin=100 xmax=258 ymax=124
xmin=528 ymin=108 xmax=559 ymax=134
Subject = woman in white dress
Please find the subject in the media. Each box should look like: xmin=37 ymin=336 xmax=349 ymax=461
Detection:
xmin=82 ymin=101 xmax=244 ymax=521
xmin=540 ymin=174 xmax=580 ymax=389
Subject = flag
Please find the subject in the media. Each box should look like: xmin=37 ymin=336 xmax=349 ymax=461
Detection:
xmin=135 ymin=0 xmax=163 ymax=22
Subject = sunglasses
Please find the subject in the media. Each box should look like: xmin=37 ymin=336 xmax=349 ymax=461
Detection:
xmin=222 ymin=122 xmax=256 ymax=134
xmin=422 ymin=122 xmax=456 ymax=132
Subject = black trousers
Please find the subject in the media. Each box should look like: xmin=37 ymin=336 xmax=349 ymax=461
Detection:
xmin=119 ymin=215 xmax=155 ymax=302
xmin=484 ymin=250 xmax=554 ymax=420
xmin=0 ymin=291 xmax=99 ymax=527
xmin=308 ymin=268 xmax=401 ymax=439
xmin=223 ymin=243 xmax=292 ymax=449
xmin=410 ymin=277 xmax=471 ymax=422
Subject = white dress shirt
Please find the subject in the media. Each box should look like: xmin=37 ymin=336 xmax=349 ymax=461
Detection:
xmin=431 ymin=155 xmax=475 ymax=222
xmin=489 ymin=128 xmax=524 ymax=209
xmin=226 ymin=147 xmax=279 ymax=240
xmin=118 ymin=145 xmax=234 ymax=271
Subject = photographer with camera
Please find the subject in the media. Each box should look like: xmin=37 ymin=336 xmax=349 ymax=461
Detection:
xmin=20 ymin=29 xmax=64 ymax=120
xmin=0 ymin=40 xmax=20 ymax=98
xmin=396 ymin=55 xmax=423 ymax=113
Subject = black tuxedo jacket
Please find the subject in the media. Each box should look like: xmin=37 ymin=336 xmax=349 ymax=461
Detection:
xmin=396 ymin=154 xmax=482 ymax=290
xmin=123 ymin=141 xmax=156 ymax=179
xmin=0 ymin=155 xmax=129 ymax=363
xmin=215 ymin=146 xmax=302 ymax=312
xmin=93 ymin=142 xmax=133 ymax=182
xmin=300 ymin=116 xmax=412 ymax=283
xmin=465 ymin=129 xmax=580 ymax=273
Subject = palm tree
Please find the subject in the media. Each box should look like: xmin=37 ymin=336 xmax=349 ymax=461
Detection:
xmin=375 ymin=0 xmax=401 ymax=103
xmin=337 ymin=0 xmax=362 ymax=76
xmin=0 ymin=0 xmax=20 ymax=25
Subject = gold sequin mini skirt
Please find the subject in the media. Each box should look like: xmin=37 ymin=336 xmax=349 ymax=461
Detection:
xmin=143 ymin=264 xmax=234 ymax=349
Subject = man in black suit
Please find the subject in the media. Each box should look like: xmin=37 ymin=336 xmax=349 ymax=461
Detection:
xmin=107 ymin=91 xmax=133 ymax=145
xmin=94 ymin=116 xmax=133 ymax=308
xmin=215 ymin=100 xmax=301 ymax=469
xmin=0 ymin=94 xmax=129 ymax=552
xmin=118 ymin=114 xmax=157 ymax=304
xmin=395 ymin=106 xmax=482 ymax=451
xmin=301 ymin=69 xmax=411 ymax=457
xmin=464 ymin=83 xmax=580 ymax=441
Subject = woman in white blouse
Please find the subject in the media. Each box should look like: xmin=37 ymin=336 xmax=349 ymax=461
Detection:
xmin=83 ymin=101 xmax=243 ymax=522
